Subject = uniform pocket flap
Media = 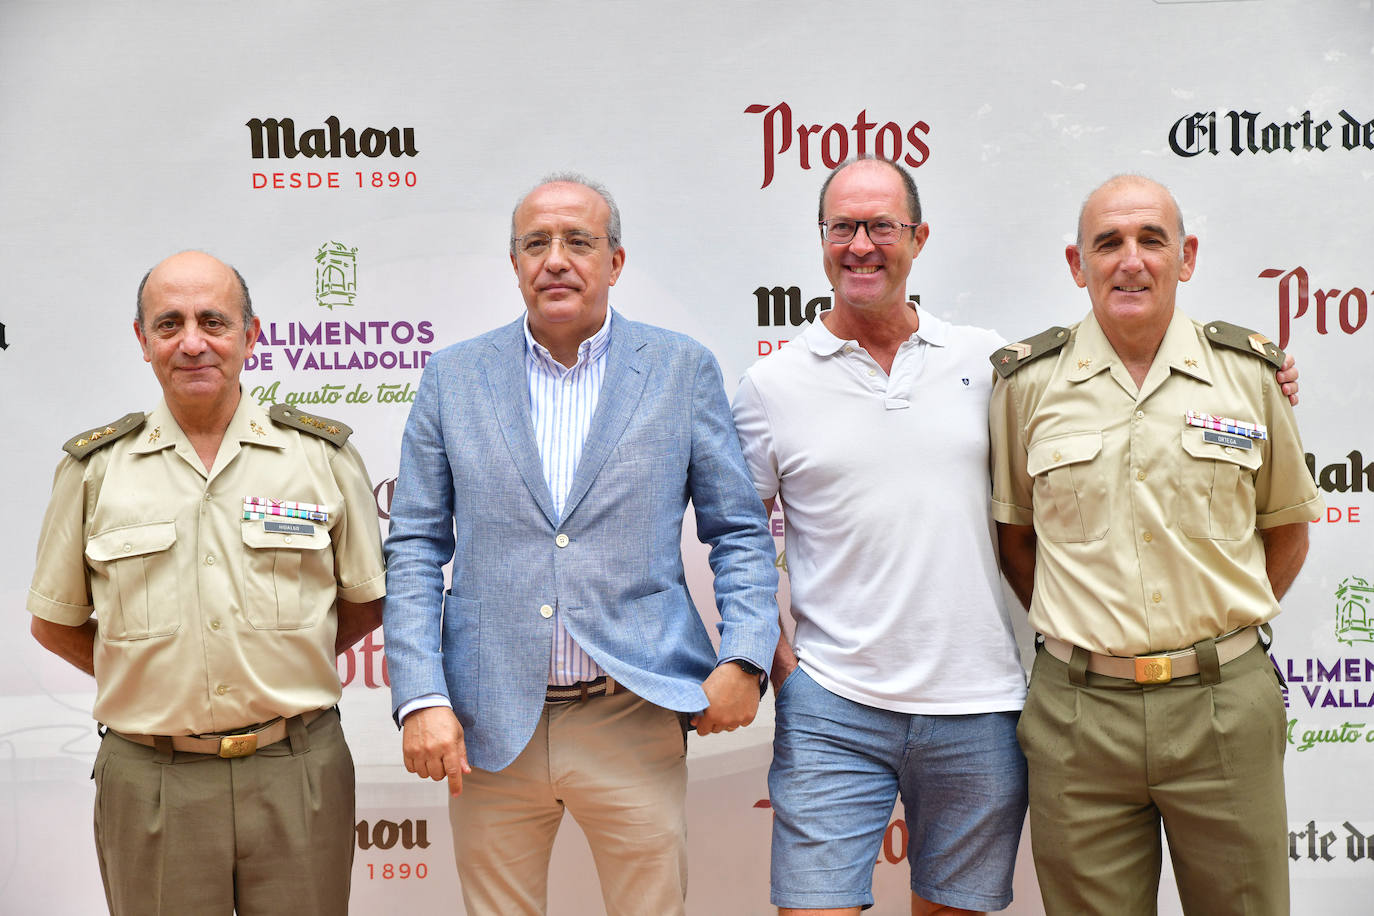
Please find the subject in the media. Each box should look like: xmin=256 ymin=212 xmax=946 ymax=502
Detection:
xmin=85 ymin=521 xmax=177 ymax=562
xmin=1027 ymin=432 xmax=1102 ymax=476
xmin=240 ymin=519 xmax=331 ymax=550
xmin=1181 ymin=427 xmax=1262 ymax=470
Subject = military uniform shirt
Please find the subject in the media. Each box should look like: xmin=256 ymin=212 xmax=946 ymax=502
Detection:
xmin=989 ymin=307 xmax=1322 ymax=656
xmin=27 ymin=394 xmax=386 ymax=734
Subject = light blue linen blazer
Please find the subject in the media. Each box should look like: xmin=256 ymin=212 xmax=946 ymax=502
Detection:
xmin=382 ymin=312 xmax=779 ymax=771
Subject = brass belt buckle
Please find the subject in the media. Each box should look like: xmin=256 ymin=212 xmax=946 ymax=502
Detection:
xmin=1134 ymin=655 xmax=1173 ymax=685
xmin=218 ymin=733 xmax=258 ymax=758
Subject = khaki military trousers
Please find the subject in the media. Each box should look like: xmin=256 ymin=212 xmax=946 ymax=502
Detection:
xmin=1018 ymin=641 xmax=1289 ymax=916
xmin=93 ymin=707 xmax=355 ymax=915
xmin=449 ymin=690 xmax=689 ymax=916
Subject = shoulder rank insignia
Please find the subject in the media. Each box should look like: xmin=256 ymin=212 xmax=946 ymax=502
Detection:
xmin=990 ymin=327 xmax=1069 ymax=378
xmin=269 ymin=403 xmax=352 ymax=447
xmin=62 ymin=412 xmax=146 ymax=459
xmin=1203 ymin=321 xmax=1285 ymax=369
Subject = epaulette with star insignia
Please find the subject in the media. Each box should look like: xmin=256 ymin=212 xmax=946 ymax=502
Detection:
xmin=269 ymin=403 xmax=352 ymax=447
xmin=1203 ymin=321 xmax=1285 ymax=370
xmin=61 ymin=412 xmax=146 ymax=459
xmin=990 ymin=327 xmax=1070 ymax=378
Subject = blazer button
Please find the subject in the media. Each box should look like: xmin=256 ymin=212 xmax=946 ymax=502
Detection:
xmin=555 ymin=533 xmax=570 ymax=548
xmin=539 ymin=604 xmax=554 ymax=618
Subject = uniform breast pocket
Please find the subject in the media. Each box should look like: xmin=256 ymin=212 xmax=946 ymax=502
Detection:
xmin=1027 ymin=432 xmax=1109 ymax=543
xmin=240 ymin=521 xmax=333 ymax=629
xmin=1179 ymin=427 xmax=1262 ymax=540
xmin=84 ymin=522 xmax=181 ymax=640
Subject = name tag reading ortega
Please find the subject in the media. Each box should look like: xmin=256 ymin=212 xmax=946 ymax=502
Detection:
xmin=1203 ymin=430 xmax=1253 ymax=450
xmin=264 ymin=520 xmax=317 ymax=536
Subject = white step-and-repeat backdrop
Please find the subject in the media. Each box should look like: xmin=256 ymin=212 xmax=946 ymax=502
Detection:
xmin=2 ymin=1 xmax=1370 ymax=912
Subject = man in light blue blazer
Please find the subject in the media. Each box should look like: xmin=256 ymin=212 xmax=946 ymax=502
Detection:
xmin=383 ymin=173 xmax=780 ymax=916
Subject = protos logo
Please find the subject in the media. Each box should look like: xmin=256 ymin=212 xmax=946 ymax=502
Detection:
xmin=744 ymin=103 xmax=930 ymax=189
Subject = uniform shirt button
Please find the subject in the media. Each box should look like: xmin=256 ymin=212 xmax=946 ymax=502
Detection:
xmin=123 ymin=544 xmax=133 ymax=553
xmin=215 ymin=684 xmax=228 ymax=696
xmin=206 ymin=555 xmax=216 ymax=565
xmin=283 ymin=536 xmax=293 ymax=544
xmin=1053 ymin=451 xmax=1062 ymax=462
xmin=1137 ymin=470 xmax=1147 ymax=481
xmin=1152 ymin=592 xmax=1162 ymax=603
xmin=210 ymin=620 xmax=222 ymax=631
xmin=1142 ymin=532 xmax=1153 ymax=543
xmin=867 ymin=368 xmax=877 ymax=377
xmin=843 ymin=346 xmax=854 ymax=354
xmin=1135 ymin=410 xmax=1145 ymax=420
xmin=555 ymin=534 xmax=570 ymax=548
xmin=204 ymin=493 xmax=213 ymax=502
xmin=539 ymin=604 xmax=554 ymax=619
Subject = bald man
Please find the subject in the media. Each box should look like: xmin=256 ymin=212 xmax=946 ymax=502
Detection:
xmin=28 ymin=251 xmax=386 ymax=915
xmin=992 ymin=177 xmax=1322 ymax=914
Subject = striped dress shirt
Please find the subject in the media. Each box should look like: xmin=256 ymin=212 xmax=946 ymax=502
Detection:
xmin=523 ymin=311 xmax=611 ymax=685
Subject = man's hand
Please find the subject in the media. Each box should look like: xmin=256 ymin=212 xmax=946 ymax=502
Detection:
xmin=402 ymin=706 xmax=471 ymax=796
xmin=1277 ymin=352 xmax=1299 ymax=406
xmin=692 ymin=663 xmax=761 ymax=735
xmin=770 ymin=632 xmax=798 ymax=694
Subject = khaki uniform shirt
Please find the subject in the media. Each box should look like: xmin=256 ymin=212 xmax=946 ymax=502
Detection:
xmin=990 ymin=308 xmax=1322 ymax=656
xmin=27 ymin=394 xmax=386 ymax=734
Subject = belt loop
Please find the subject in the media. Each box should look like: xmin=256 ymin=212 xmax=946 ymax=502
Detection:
xmin=153 ymin=735 xmax=175 ymax=764
xmin=286 ymin=714 xmax=310 ymax=755
xmin=1194 ymin=637 xmax=1222 ymax=685
xmin=605 ymin=676 xmax=617 ymax=697
xmin=1068 ymin=645 xmax=1090 ymax=686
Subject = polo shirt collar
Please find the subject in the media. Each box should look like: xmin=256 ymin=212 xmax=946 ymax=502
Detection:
xmin=804 ymin=302 xmax=942 ymax=356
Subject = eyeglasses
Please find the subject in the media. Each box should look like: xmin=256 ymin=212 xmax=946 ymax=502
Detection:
xmin=512 ymin=231 xmax=612 ymax=258
xmin=818 ymin=218 xmax=919 ymax=245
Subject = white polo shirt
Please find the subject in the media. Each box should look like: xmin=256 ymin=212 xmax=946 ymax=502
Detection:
xmin=733 ymin=306 xmax=1026 ymax=713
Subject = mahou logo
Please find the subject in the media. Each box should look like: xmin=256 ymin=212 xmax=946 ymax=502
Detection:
xmin=246 ymin=116 xmax=418 ymax=159
xmin=744 ymin=103 xmax=931 ymax=189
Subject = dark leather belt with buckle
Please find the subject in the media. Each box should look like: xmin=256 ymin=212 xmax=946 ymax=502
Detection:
xmin=545 ymin=676 xmax=619 ymax=703
xmin=109 ymin=708 xmax=327 ymax=758
xmin=1042 ymin=627 xmax=1259 ymax=684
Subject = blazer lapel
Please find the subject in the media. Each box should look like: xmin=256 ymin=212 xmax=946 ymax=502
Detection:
xmin=483 ymin=321 xmax=559 ymax=527
xmin=559 ymin=313 xmax=648 ymax=523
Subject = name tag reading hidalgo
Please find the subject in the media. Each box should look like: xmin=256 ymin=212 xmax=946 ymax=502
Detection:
xmin=263 ymin=520 xmax=316 ymax=536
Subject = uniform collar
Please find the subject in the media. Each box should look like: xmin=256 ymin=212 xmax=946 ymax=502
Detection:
xmin=1068 ymin=308 xmax=1211 ymax=398
xmin=128 ymin=392 xmax=288 ymax=457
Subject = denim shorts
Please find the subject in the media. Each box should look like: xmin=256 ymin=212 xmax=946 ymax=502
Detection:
xmin=768 ymin=667 xmax=1027 ymax=911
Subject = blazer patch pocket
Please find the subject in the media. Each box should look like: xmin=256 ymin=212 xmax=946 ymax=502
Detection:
xmin=613 ymin=436 xmax=678 ymax=463
xmin=1027 ymin=432 xmax=1109 ymax=543
xmin=85 ymin=521 xmax=181 ymax=641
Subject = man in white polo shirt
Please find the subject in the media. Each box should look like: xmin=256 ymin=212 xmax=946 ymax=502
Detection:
xmin=732 ymin=157 xmax=1299 ymax=916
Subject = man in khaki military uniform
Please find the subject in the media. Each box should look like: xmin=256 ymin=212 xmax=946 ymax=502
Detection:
xmin=27 ymin=250 xmax=386 ymax=915
xmin=990 ymin=176 xmax=1322 ymax=915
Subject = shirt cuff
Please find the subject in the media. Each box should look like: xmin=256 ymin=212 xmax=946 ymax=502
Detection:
xmin=397 ymin=693 xmax=451 ymax=724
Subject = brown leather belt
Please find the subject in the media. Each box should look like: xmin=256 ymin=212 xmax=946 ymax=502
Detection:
xmin=545 ymin=676 xmax=619 ymax=703
xmin=1042 ymin=626 xmax=1260 ymax=684
xmin=109 ymin=708 xmax=328 ymax=758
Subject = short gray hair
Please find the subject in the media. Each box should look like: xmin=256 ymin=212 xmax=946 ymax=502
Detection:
xmin=509 ymin=172 xmax=623 ymax=256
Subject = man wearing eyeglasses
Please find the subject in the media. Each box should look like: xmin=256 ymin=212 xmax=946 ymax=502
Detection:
xmin=731 ymin=159 xmax=1301 ymax=916
xmin=383 ymin=173 xmax=779 ymax=916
